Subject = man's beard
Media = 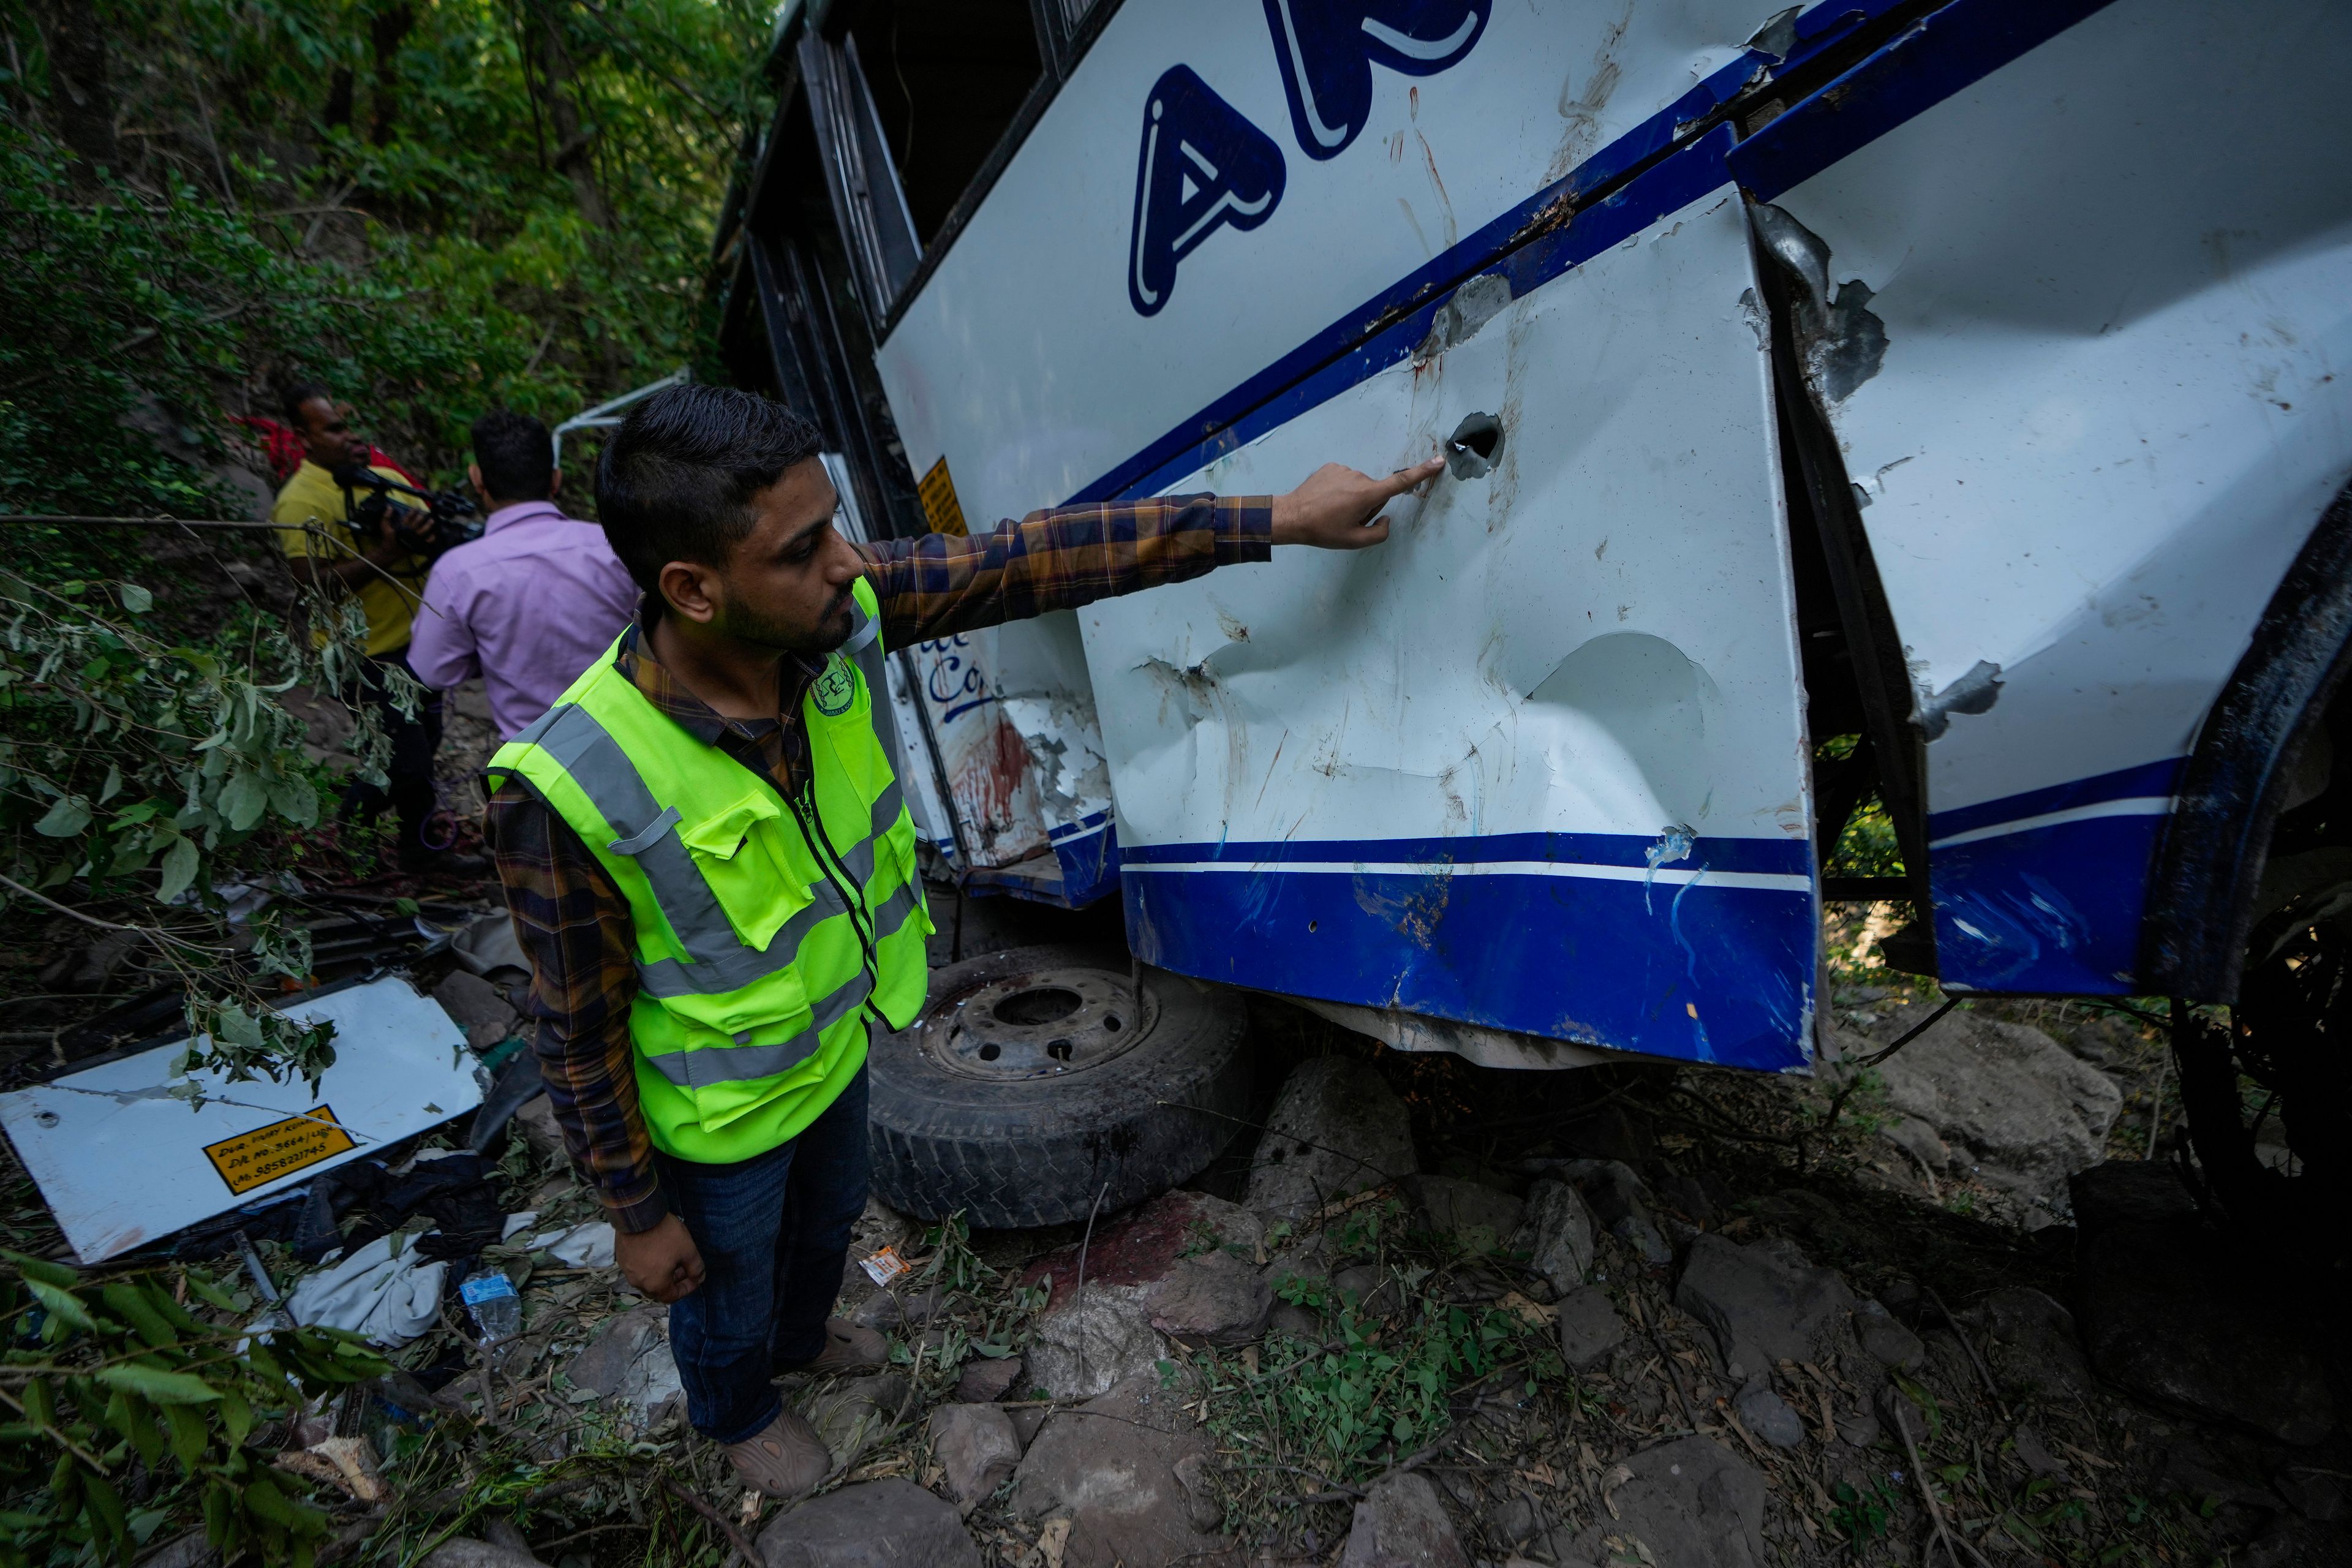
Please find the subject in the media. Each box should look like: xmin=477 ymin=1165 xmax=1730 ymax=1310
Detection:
xmin=714 ymin=582 xmax=855 ymax=654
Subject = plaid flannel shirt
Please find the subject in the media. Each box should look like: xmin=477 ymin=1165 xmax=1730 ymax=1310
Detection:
xmin=484 ymin=494 xmax=1273 ymax=1231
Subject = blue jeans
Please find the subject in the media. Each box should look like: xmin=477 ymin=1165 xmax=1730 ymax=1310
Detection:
xmin=657 ymin=1066 xmax=869 ymax=1443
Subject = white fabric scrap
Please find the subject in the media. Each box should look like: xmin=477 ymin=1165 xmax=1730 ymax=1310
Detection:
xmin=284 ymin=1233 xmax=447 ymax=1347
xmin=536 ymin=1221 xmax=615 ymax=1269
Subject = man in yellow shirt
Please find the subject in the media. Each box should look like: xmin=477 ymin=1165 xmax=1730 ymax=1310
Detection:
xmin=271 ymin=383 xmax=470 ymax=875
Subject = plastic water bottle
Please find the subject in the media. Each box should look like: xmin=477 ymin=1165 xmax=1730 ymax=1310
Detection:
xmin=460 ymin=1269 xmax=521 ymax=1348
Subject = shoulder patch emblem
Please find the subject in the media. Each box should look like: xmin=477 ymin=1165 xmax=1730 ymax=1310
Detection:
xmin=812 ymin=657 xmax=858 ymax=717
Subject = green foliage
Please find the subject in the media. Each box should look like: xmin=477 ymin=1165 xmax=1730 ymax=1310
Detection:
xmin=1826 ymin=1476 xmax=1904 ymax=1546
xmin=1205 ymin=1203 xmax=1562 ymax=1485
xmin=0 ymin=1251 xmax=388 ymax=1568
xmin=0 ymin=564 xmax=399 ymax=1082
xmin=1 ymin=0 xmax=773 ymax=512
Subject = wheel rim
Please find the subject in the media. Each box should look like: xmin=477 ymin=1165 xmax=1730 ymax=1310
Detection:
xmin=918 ymin=961 xmax=1160 ymax=1082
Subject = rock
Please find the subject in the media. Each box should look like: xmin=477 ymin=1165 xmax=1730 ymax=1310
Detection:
xmin=421 ymin=1542 xmax=543 ymax=1568
xmin=133 ymin=1531 xmax=219 ymax=1568
xmin=1338 ymin=1471 xmax=1471 ymax=1568
xmin=1873 ymin=1012 xmax=2121 ymax=1200
xmin=1406 ymin=1174 xmax=1524 ymax=1250
xmin=1735 ymin=1382 xmax=1806 ymax=1449
xmin=1548 ymin=1159 xmax=1673 ymax=1265
xmin=2011 ymin=1425 xmax=2067 ymax=1478
xmin=1008 ymin=1406 xmax=1050 ymax=1449
xmin=953 ymin=1355 xmax=1025 ymax=1404
xmin=1673 ymin=1234 xmax=1854 ymax=1383
xmin=1836 ymin=1409 xmax=1882 ymax=1449
xmin=1243 ymin=1058 xmax=1417 ymax=1222
xmin=1021 ymin=1189 xmax=1268 ymax=1312
xmin=1877 ymin=1382 xmax=1931 ymax=1450
xmin=1880 ymin=1116 xmax=1951 ymax=1174
xmin=1960 ymin=1287 xmax=2094 ymax=1400
xmin=1554 ymin=1285 xmax=1626 ymax=1368
xmin=929 ymin=1404 xmax=1021 ymax=1515
xmin=434 ymin=970 xmax=518 ymax=1037
xmin=1560 ymin=1434 xmax=1767 ymax=1568
xmin=756 ymin=1477 xmax=981 ymax=1567
xmin=1513 ymin=1180 xmax=1597 ymax=1294
xmin=1652 ymin=1170 xmax=1733 ymax=1225
xmin=1144 ymin=1251 xmax=1273 ymax=1345
xmin=853 ymin=1284 xmax=944 ymax=1330
xmin=1331 ymin=1262 xmax=1402 ymax=1319
xmin=2275 ymin=1467 xmax=2350 ymax=1523
xmin=2069 ymin=1161 xmax=2197 ymax=1238
xmin=1852 ymin=1303 xmax=1926 ymax=1372
xmin=799 ymin=1373 xmax=910 ymax=1469
xmin=509 ymin=1095 xmax=568 ymax=1167
xmin=2076 ymin=1224 xmax=2334 ymax=1445
xmin=1268 ymin=1302 xmax=1321 ymax=1340
xmin=1010 ymin=1374 xmax=1234 ymax=1567
xmin=562 ymin=1306 xmax=682 ymax=1434
xmin=1027 ymin=1283 xmax=1169 ymax=1401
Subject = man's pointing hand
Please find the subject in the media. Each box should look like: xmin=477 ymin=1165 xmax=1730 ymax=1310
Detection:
xmin=1270 ymin=456 xmax=1447 ymax=550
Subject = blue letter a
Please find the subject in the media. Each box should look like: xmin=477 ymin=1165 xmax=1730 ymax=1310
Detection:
xmin=1263 ymin=0 xmax=1491 ymax=161
xmin=1128 ymin=66 xmax=1287 ymax=318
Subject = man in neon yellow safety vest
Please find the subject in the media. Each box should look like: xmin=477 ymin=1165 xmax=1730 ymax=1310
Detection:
xmin=484 ymin=384 xmax=1441 ymax=1497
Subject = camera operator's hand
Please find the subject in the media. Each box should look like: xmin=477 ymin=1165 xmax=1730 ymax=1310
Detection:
xmin=356 ymin=507 xmax=410 ymax=567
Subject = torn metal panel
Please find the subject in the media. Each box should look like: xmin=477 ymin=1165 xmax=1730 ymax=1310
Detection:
xmin=1747 ymin=203 xmax=1886 ymax=406
xmin=1085 ymin=195 xmax=1819 ymax=1072
xmin=904 ymin=613 xmax=1125 ymax=905
xmin=0 ymin=976 xmax=481 ymax=1264
xmin=1751 ymin=0 xmax=2352 ymax=989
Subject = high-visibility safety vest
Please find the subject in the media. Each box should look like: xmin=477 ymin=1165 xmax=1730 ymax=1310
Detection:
xmin=486 ymin=577 xmax=931 ymax=1163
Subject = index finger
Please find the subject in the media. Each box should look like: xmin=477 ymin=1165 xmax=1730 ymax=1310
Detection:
xmin=1382 ymin=456 xmax=1447 ymax=497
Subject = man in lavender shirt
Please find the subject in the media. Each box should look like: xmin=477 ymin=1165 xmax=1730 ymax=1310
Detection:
xmin=409 ymin=410 xmax=641 ymax=739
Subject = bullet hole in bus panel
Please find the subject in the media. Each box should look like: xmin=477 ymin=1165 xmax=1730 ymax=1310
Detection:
xmin=1447 ymin=411 xmax=1504 ymax=480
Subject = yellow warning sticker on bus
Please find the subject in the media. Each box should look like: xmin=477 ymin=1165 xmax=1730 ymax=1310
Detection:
xmin=202 ymin=1105 xmax=356 ymax=1194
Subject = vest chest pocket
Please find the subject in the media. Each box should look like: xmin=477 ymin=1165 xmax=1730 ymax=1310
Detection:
xmin=678 ymin=790 xmax=812 ymax=952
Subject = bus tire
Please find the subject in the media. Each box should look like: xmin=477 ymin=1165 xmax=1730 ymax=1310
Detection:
xmin=867 ymin=944 xmax=1250 ymax=1229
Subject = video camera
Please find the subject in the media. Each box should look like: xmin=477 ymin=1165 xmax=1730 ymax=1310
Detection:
xmin=331 ymin=464 xmax=482 ymax=561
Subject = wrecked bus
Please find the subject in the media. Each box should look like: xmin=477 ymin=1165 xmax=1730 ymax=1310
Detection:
xmin=710 ymin=0 xmax=2352 ymax=1227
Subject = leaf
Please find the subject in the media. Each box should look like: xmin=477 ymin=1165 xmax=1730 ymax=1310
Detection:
xmin=99 ymin=1283 xmax=177 ymax=1348
xmin=156 ymin=836 xmax=200 ymax=904
xmin=26 ymin=1279 xmax=94 ymax=1333
xmin=32 ymin=796 xmax=91 ymax=838
xmin=98 ymin=763 xmax=122 ymax=803
xmin=266 ymin=772 xmax=318 ymax=827
xmin=217 ymin=771 xmax=266 ymax=832
xmin=160 ymin=1400 xmax=210 ymax=1473
xmin=217 ymin=1389 xmax=253 ymax=1449
xmin=184 ymin=1272 xmax=240 ymax=1313
xmin=95 ymin=1363 xmax=223 ymax=1406
xmin=82 ymin=1472 xmax=127 ymax=1563
xmin=118 ymin=583 xmax=153 ymax=614
xmin=5 ymin=1249 xmax=79 ymax=1290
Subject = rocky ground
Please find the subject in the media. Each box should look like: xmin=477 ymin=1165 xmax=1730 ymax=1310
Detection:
xmin=5 ymin=903 xmax=2347 ymax=1568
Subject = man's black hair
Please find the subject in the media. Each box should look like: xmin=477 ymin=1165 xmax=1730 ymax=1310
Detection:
xmin=470 ymin=409 xmax=556 ymax=502
xmin=596 ymin=384 xmax=825 ymax=620
xmin=280 ymin=382 xmax=333 ymax=427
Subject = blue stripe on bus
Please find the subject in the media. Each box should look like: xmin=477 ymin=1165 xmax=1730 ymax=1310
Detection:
xmin=1118 ymin=828 xmax=1811 ymax=876
xmin=1924 ymin=757 xmax=2182 ymax=842
xmin=1931 ymin=807 xmax=2167 ymax=994
xmin=1123 ymin=857 xmax=1816 ymax=1072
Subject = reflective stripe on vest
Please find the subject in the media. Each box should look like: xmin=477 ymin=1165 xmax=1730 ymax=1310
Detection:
xmin=488 ymin=582 xmax=930 ymax=1148
xmin=507 ymin=697 xmax=910 ymax=1004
